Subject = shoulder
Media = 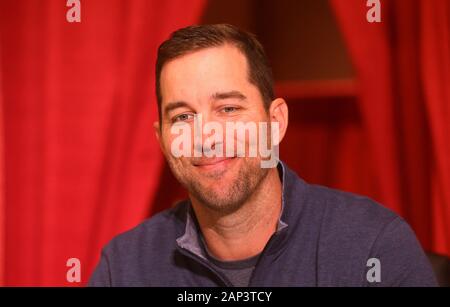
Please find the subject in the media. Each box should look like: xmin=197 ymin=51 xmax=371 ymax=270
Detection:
xmin=89 ymin=201 xmax=189 ymax=286
xmin=303 ymin=183 xmax=401 ymax=253
xmin=103 ymin=201 xmax=187 ymax=258
xmin=306 ymin=183 xmax=398 ymax=231
xmin=300 ymin=184 xmax=436 ymax=286
xmin=282 ymin=162 xmax=398 ymax=234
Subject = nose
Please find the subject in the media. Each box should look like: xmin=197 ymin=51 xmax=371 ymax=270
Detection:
xmin=192 ymin=112 xmax=226 ymax=157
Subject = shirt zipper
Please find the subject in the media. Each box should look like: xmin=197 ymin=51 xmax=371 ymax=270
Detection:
xmin=176 ymin=246 xmax=234 ymax=287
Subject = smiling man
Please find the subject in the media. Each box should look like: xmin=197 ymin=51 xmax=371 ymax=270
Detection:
xmin=89 ymin=24 xmax=437 ymax=287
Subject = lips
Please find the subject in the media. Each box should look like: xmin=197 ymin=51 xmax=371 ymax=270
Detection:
xmin=192 ymin=157 xmax=233 ymax=167
xmin=192 ymin=157 xmax=234 ymax=168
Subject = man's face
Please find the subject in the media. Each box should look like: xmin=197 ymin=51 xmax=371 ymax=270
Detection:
xmin=157 ymin=44 xmax=272 ymax=214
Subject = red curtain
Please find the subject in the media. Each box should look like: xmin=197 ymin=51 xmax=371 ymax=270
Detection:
xmin=0 ymin=0 xmax=205 ymax=286
xmin=330 ymin=0 xmax=450 ymax=257
xmin=0 ymin=42 xmax=4 ymax=284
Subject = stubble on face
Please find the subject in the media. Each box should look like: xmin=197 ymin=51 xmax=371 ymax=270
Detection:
xmin=166 ymin=156 xmax=269 ymax=215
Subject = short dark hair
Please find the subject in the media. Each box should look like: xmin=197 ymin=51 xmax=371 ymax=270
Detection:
xmin=155 ymin=24 xmax=274 ymax=119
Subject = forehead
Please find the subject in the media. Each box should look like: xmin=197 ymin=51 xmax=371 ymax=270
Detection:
xmin=160 ymin=44 xmax=252 ymax=103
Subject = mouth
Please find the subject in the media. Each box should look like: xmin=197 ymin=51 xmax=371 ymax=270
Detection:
xmin=191 ymin=157 xmax=236 ymax=171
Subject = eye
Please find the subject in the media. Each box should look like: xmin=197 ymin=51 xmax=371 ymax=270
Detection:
xmin=173 ymin=113 xmax=194 ymax=123
xmin=221 ymin=106 xmax=239 ymax=113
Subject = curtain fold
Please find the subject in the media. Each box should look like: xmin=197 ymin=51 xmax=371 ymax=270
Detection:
xmin=420 ymin=0 xmax=450 ymax=258
xmin=0 ymin=0 xmax=205 ymax=286
xmin=0 ymin=43 xmax=4 ymax=286
xmin=330 ymin=0 xmax=450 ymax=257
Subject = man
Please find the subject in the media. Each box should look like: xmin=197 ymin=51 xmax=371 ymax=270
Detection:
xmin=89 ymin=24 xmax=437 ymax=286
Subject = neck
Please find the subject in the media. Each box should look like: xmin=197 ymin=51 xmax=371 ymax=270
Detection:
xmin=190 ymin=167 xmax=282 ymax=261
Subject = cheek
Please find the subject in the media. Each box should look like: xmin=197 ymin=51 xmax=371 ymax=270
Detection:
xmin=159 ymin=129 xmax=177 ymax=157
xmin=161 ymin=127 xmax=195 ymax=161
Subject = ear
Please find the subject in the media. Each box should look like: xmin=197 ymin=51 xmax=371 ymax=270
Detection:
xmin=268 ymin=98 xmax=289 ymax=144
xmin=153 ymin=121 xmax=164 ymax=153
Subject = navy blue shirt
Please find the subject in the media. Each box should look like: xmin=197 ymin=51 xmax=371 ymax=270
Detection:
xmin=89 ymin=162 xmax=437 ymax=286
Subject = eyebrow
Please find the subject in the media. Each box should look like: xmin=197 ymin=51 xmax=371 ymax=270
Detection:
xmin=163 ymin=91 xmax=247 ymax=117
xmin=211 ymin=90 xmax=247 ymax=101
xmin=164 ymin=101 xmax=190 ymax=116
